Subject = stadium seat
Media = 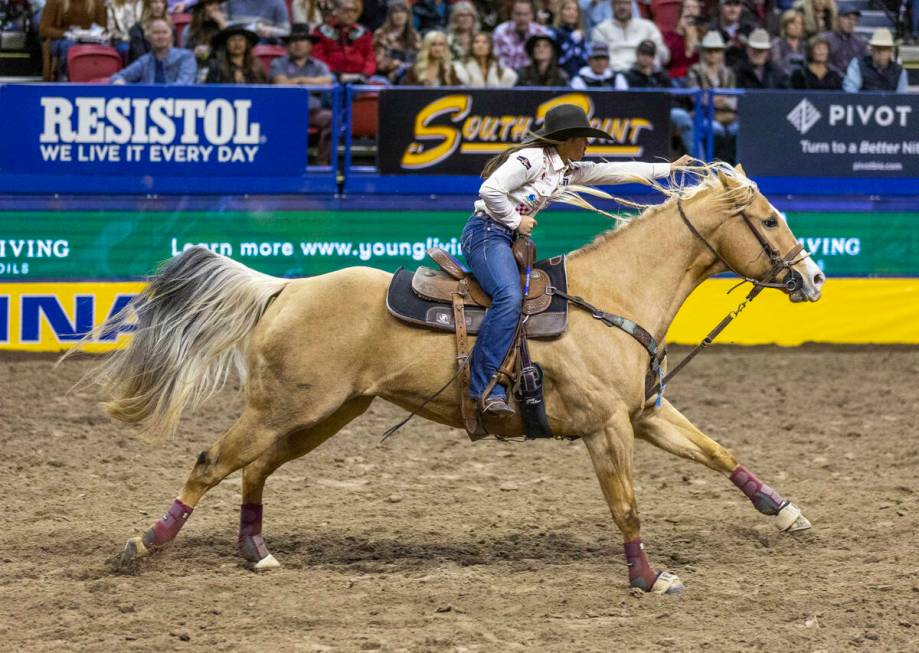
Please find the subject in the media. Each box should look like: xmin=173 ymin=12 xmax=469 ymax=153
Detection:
xmin=172 ymin=13 xmax=192 ymax=45
xmin=66 ymin=45 xmax=123 ymax=83
xmin=253 ymin=44 xmax=287 ymax=77
xmin=351 ymin=93 xmax=379 ymax=138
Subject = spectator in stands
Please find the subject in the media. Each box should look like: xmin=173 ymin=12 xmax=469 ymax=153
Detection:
xmin=454 ymin=31 xmax=519 ymax=85
xmin=554 ymin=0 xmax=589 ymax=78
xmin=579 ymin=0 xmax=611 ymax=33
xmin=312 ymin=0 xmax=375 ymax=81
xmin=446 ymin=1 xmax=479 ymax=60
xmin=591 ymin=0 xmax=669 ymax=72
xmin=225 ymin=0 xmax=290 ymax=40
xmin=843 ymin=27 xmax=907 ymax=92
xmin=570 ymin=41 xmax=619 ymax=87
xmin=662 ymin=0 xmax=703 ymax=79
xmin=182 ymin=0 xmax=227 ymax=78
xmin=707 ymin=0 xmax=754 ymax=68
xmin=402 ymin=29 xmax=458 ymax=84
xmin=205 ymin=23 xmax=266 ymax=82
xmin=770 ymin=9 xmax=805 ymax=76
xmin=493 ymin=0 xmax=548 ymax=70
xmin=790 ymin=33 xmax=842 ymax=88
xmin=108 ymin=0 xmax=143 ymax=60
xmin=687 ymin=30 xmax=737 ymax=161
xmin=793 ymin=0 xmax=836 ymax=37
xmin=734 ymin=27 xmax=789 ymax=87
xmin=292 ymin=0 xmax=333 ymax=30
xmin=412 ymin=0 xmax=450 ymax=34
xmin=620 ymin=39 xmax=694 ymax=155
xmin=372 ymin=0 xmax=420 ymax=83
xmin=359 ymin=0 xmax=389 ymax=32
xmin=40 ymin=0 xmax=108 ymax=78
xmin=270 ymin=23 xmax=334 ymax=164
xmin=824 ymin=1 xmax=866 ymax=76
xmin=127 ymin=0 xmax=170 ymax=63
xmin=111 ymin=17 xmax=196 ymax=82
xmin=515 ymin=32 xmax=569 ymax=84
xmin=471 ymin=0 xmax=500 ymax=32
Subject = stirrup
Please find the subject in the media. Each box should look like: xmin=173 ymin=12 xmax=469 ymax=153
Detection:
xmin=479 ymin=395 xmax=515 ymax=416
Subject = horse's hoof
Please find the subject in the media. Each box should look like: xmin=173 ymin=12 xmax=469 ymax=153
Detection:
xmin=118 ymin=536 xmax=150 ymax=571
xmin=776 ymin=502 xmax=812 ymax=532
xmin=650 ymin=571 xmax=685 ymax=594
xmin=246 ymin=553 xmax=281 ymax=572
xmin=239 ymin=534 xmax=280 ymax=571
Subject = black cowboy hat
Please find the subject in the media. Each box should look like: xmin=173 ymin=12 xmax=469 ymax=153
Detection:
xmin=287 ymin=22 xmax=320 ymax=44
xmin=211 ymin=24 xmax=259 ymax=50
xmin=530 ymin=104 xmax=611 ymax=142
xmin=524 ymin=33 xmax=560 ymax=60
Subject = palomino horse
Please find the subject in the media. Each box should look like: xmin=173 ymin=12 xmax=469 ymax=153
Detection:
xmin=97 ymin=163 xmax=824 ymax=593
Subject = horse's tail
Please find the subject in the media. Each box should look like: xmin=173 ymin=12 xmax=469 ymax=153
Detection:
xmin=90 ymin=246 xmax=288 ymax=441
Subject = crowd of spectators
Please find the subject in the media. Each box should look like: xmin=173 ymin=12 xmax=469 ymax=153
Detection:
xmin=26 ymin=0 xmax=916 ymax=160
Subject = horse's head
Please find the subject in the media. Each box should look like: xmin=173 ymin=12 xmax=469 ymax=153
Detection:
xmin=693 ymin=163 xmax=824 ymax=303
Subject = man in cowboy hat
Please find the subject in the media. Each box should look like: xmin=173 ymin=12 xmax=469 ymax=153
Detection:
xmin=734 ymin=27 xmax=788 ymax=88
xmin=270 ymin=23 xmax=334 ymax=165
xmin=111 ymin=18 xmax=197 ymax=84
xmin=843 ymin=27 xmax=907 ymax=92
xmin=825 ymin=1 xmax=867 ymax=76
xmin=707 ymin=0 xmax=755 ymax=68
xmin=464 ymin=104 xmax=689 ymax=415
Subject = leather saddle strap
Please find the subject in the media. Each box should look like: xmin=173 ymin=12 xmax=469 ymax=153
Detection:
xmin=452 ymin=282 xmax=480 ymax=438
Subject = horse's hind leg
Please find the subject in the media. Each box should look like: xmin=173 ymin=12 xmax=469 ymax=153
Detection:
xmin=634 ymin=399 xmax=811 ymax=532
xmin=119 ymin=405 xmax=295 ymax=569
xmin=236 ymin=397 xmax=373 ymax=570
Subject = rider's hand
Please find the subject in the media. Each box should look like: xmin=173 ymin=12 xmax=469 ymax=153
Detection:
xmin=518 ymin=215 xmax=537 ymax=236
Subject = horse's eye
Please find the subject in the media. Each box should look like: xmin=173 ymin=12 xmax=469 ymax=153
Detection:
xmin=763 ymin=217 xmax=779 ymax=229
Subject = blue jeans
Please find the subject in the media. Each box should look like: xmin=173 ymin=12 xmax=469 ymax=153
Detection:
xmin=461 ymin=214 xmax=522 ymax=400
xmin=52 ymin=38 xmax=78 ymax=78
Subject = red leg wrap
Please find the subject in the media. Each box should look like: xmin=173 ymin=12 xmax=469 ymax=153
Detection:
xmin=142 ymin=499 xmax=193 ymax=548
xmin=624 ymin=538 xmax=658 ymax=591
xmin=730 ymin=465 xmax=786 ymax=516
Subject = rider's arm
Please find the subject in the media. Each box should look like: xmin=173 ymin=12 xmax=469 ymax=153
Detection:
xmin=568 ymin=161 xmax=671 ymax=186
xmin=478 ymin=149 xmax=543 ymax=230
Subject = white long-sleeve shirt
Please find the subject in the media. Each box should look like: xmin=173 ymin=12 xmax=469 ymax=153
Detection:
xmin=475 ymin=146 xmax=671 ymax=230
xmin=590 ymin=17 xmax=669 ymax=72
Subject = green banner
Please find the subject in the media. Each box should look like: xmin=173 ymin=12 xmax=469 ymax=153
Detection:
xmin=0 ymin=210 xmax=916 ymax=280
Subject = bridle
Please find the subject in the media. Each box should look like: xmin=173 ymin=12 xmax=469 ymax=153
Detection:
xmin=676 ymin=199 xmax=808 ymax=294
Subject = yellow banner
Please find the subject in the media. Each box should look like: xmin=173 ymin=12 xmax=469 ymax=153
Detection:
xmin=1 ymin=279 xmax=916 ymax=352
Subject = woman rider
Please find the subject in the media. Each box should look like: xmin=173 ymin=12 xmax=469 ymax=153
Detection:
xmin=463 ymin=103 xmax=690 ymax=416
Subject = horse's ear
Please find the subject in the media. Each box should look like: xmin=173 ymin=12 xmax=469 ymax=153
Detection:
xmin=734 ymin=163 xmax=746 ymax=176
xmin=717 ymin=169 xmax=738 ymax=189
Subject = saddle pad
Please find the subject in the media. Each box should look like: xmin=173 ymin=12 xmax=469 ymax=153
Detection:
xmin=386 ymin=256 xmax=569 ymax=339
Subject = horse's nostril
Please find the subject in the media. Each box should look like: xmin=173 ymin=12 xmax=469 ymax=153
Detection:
xmin=814 ymin=273 xmax=826 ymax=286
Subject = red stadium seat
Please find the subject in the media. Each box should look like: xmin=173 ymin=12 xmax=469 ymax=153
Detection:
xmin=253 ymin=44 xmax=287 ymax=77
xmin=172 ymin=12 xmax=192 ymax=45
xmin=351 ymin=93 xmax=379 ymax=138
xmin=67 ymin=45 xmax=123 ymax=83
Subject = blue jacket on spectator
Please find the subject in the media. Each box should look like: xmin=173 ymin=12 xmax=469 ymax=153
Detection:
xmin=111 ymin=47 xmax=198 ymax=84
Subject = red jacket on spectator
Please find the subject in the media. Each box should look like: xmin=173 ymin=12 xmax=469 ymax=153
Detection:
xmin=311 ymin=21 xmax=376 ymax=77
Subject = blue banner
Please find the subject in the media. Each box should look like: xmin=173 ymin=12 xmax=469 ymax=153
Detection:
xmin=0 ymin=84 xmax=310 ymax=177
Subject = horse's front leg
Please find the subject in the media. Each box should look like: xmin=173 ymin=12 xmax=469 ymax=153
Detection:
xmin=634 ymin=399 xmax=811 ymax=532
xmin=583 ymin=411 xmax=684 ymax=594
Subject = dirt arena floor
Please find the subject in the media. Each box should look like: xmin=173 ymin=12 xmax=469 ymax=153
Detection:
xmin=1 ymin=345 xmax=917 ymax=652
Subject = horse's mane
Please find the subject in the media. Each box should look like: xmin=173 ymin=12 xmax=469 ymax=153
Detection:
xmin=563 ymin=160 xmax=758 ymax=258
